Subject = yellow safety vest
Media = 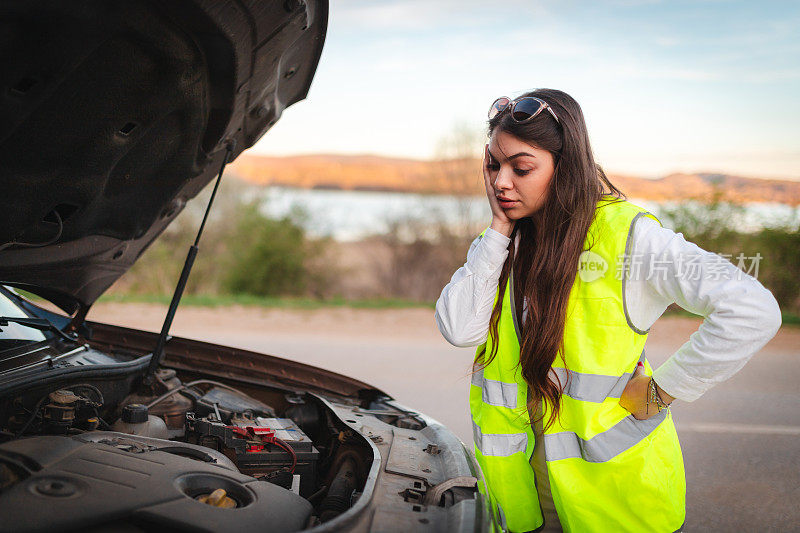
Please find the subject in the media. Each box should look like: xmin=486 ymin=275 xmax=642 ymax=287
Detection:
xmin=470 ymin=195 xmax=686 ymax=532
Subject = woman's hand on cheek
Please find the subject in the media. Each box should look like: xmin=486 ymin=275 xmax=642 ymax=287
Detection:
xmin=483 ymin=144 xmax=515 ymax=236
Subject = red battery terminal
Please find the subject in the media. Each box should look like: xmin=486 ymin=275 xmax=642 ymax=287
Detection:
xmin=226 ymin=424 xmax=297 ymax=472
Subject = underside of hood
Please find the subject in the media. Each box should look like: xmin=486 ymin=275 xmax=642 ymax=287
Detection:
xmin=0 ymin=0 xmax=327 ymax=314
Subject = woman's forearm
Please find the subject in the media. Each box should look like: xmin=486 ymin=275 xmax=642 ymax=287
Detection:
xmin=434 ymin=228 xmax=511 ymax=347
xmin=627 ymin=217 xmax=782 ymax=402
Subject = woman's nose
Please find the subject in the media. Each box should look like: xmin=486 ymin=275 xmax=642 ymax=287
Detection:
xmin=494 ymin=168 xmax=513 ymax=190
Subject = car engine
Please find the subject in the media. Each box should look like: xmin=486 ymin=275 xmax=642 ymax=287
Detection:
xmin=0 ymin=365 xmax=372 ymax=533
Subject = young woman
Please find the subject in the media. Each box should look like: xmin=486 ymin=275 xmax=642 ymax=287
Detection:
xmin=434 ymin=89 xmax=782 ymax=533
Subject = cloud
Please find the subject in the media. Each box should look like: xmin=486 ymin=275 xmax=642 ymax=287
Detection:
xmin=334 ymin=0 xmax=483 ymax=31
xmin=333 ymin=0 xmax=556 ymax=32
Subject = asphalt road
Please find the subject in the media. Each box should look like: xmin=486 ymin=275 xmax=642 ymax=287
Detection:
xmin=94 ymin=304 xmax=800 ymax=532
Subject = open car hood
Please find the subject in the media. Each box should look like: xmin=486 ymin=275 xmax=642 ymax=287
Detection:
xmin=0 ymin=0 xmax=327 ymax=314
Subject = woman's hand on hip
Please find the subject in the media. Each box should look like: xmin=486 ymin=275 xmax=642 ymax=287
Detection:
xmin=619 ymin=362 xmax=675 ymax=420
xmin=483 ymin=144 xmax=515 ymax=237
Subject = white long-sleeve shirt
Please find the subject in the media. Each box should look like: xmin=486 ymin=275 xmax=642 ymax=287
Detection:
xmin=434 ymin=217 xmax=782 ymax=402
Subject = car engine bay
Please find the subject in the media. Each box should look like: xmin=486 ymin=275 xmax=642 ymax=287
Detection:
xmin=0 ymin=309 xmax=486 ymax=533
xmin=0 ymin=345 xmax=378 ymax=532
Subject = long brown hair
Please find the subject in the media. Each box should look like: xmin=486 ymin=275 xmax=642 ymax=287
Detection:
xmin=475 ymin=89 xmax=626 ymax=430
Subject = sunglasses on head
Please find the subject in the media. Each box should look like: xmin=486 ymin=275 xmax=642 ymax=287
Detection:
xmin=488 ymin=96 xmax=560 ymax=124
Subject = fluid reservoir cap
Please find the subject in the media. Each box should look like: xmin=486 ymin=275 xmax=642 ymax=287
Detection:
xmin=122 ymin=403 xmax=149 ymax=423
xmin=49 ymin=389 xmax=81 ymax=405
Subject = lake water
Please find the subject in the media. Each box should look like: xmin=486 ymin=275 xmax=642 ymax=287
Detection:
xmin=246 ymin=186 xmax=800 ymax=241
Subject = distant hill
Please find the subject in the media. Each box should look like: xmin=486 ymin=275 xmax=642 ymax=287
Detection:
xmin=231 ymin=154 xmax=800 ymax=205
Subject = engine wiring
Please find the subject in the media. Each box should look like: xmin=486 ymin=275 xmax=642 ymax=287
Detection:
xmin=270 ymin=435 xmax=298 ymax=473
xmin=13 ymin=383 xmax=106 ymax=437
xmin=145 ymin=379 xmax=247 ymax=410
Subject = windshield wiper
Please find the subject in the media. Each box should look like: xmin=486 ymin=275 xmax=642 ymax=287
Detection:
xmin=0 ymin=316 xmax=77 ymax=343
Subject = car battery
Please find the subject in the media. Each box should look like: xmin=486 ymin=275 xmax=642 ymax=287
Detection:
xmin=231 ymin=417 xmax=319 ymax=497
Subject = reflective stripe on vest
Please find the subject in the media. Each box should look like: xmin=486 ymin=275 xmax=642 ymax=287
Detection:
xmin=551 ymin=349 xmax=647 ymax=404
xmin=472 ymin=420 xmax=527 ymax=457
xmin=470 ymin=367 xmax=518 ymax=409
xmin=472 ymin=401 xmax=667 ymax=462
xmin=472 ymin=349 xmax=646 ymax=409
xmin=544 ymin=409 xmax=668 ymax=462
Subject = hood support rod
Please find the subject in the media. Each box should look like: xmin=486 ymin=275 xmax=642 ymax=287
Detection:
xmin=145 ymin=142 xmax=235 ymax=381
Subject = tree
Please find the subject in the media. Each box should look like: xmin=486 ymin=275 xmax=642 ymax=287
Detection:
xmin=224 ymin=203 xmax=313 ymax=297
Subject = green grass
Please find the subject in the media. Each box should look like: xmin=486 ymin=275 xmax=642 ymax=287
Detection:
xmin=96 ymin=292 xmax=435 ymax=310
xmin=21 ymin=290 xmax=800 ymax=326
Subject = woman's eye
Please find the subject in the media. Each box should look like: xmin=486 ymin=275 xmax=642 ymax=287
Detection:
xmin=486 ymin=163 xmax=501 ymax=171
xmin=513 ymin=168 xmax=532 ymax=176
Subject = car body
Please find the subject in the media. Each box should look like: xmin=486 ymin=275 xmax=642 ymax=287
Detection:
xmin=0 ymin=2 xmax=492 ymax=531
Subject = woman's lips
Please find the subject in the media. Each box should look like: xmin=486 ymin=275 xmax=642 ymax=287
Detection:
xmin=497 ymin=197 xmax=518 ymax=208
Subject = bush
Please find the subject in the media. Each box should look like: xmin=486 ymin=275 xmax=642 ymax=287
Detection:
xmin=659 ymin=192 xmax=800 ymax=315
xmin=111 ymin=178 xmax=336 ymax=300
xmin=744 ymin=226 xmax=800 ymax=313
xmin=370 ymin=215 xmax=476 ymax=302
xmin=659 ymin=191 xmax=747 ymax=253
xmin=116 ymin=177 xmax=253 ymax=296
xmin=223 ymin=203 xmax=320 ymax=297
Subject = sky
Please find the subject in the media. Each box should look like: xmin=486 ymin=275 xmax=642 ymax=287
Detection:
xmin=251 ymin=0 xmax=800 ymax=180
